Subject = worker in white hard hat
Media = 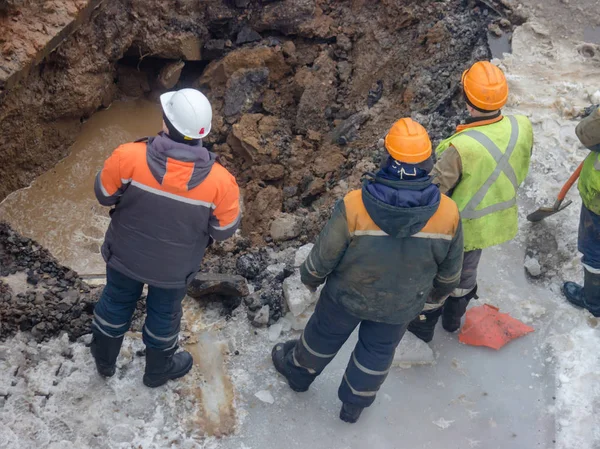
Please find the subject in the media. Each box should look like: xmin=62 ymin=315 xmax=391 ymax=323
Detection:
xmin=91 ymin=88 xmax=241 ymax=387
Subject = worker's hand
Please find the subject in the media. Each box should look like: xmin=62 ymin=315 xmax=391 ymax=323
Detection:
xmin=583 ymin=104 xmax=599 ymax=118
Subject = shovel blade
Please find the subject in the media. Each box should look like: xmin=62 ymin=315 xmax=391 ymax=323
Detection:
xmin=526 ymin=200 xmax=573 ymax=222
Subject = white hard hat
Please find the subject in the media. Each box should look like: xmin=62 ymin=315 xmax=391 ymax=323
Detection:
xmin=160 ymin=88 xmax=212 ymax=139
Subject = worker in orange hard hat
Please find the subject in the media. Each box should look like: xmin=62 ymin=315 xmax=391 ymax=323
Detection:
xmin=408 ymin=61 xmax=533 ymax=344
xmin=271 ymin=118 xmax=464 ymax=423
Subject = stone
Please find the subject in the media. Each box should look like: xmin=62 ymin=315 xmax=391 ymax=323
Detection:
xmin=236 ymin=253 xmax=261 ymax=279
xmin=294 ymin=243 xmax=314 ymax=268
xmin=187 ymin=273 xmax=250 ymax=299
xmin=252 ymin=305 xmax=270 ymax=327
xmin=295 ymin=51 xmax=337 ymax=134
xmin=31 ymin=322 xmax=48 ymax=340
xmin=336 ymin=34 xmax=352 ymax=52
xmin=224 ymin=67 xmax=269 ymax=116
xmin=157 ymin=61 xmax=185 ymax=89
xmin=301 ymin=178 xmax=326 ymax=205
xmin=392 ymin=332 xmax=436 ymax=368
xmin=236 ymin=26 xmax=262 ymax=45
xmin=155 ymin=35 xmax=202 ymax=61
xmin=228 ymin=113 xmax=281 ymax=161
xmin=336 ymin=60 xmax=352 ymax=82
xmin=283 ymin=272 xmax=319 ymax=316
xmin=200 ymin=46 xmax=289 ymax=88
xmin=282 ymin=40 xmax=296 ymax=57
xmin=254 ymin=164 xmax=285 ymax=181
xmin=313 ymin=151 xmax=346 ymax=176
xmin=203 ymin=39 xmax=226 ymax=60
xmin=329 ymin=111 xmax=369 ymax=144
xmin=270 ymin=213 xmax=303 ymax=242
xmin=235 ymin=0 xmax=251 ymax=7
xmin=524 ymin=256 xmax=543 ymax=277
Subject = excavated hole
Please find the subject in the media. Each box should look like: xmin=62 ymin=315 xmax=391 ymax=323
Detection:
xmin=0 ymin=0 xmax=508 ymax=341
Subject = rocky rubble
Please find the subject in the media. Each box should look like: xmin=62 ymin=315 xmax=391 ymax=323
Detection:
xmin=0 ymin=223 xmax=103 ymax=341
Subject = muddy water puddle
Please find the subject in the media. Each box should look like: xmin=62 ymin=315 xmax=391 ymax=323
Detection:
xmin=0 ymin=99 xmax=161 ymax=275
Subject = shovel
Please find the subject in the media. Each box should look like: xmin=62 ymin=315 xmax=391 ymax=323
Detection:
xmin=526 ymin=161 xmax=584 ymax=222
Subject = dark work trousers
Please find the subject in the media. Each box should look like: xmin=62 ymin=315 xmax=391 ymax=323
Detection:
xmin=284 ymin=290 xmax=408 ymax=408
xmin=579 ymin=204 xmax=600 ymax=273
xmin=93 ymin=267 xmax=187 ymax=350
xmin=442 ymin=249 xmax=482 ymax=320
xmin=408 ymin=249 xmax=482 ymax=340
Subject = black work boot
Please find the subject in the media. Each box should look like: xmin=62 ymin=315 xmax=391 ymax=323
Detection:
xmin=442 ymin=286 xmax=478 ymax=333
xmin=143 ymin=346 xmax=193 ymax=388
xmin=340 ymin=403 xmax=364 ymax=424
xmin=271 ymin=340 xmax=310 ymax=392
xmin=90 ymin=332 xmax=124 ymax=378
xmin=563 ymin=270 xmax=600 ymax=317
xmin=408 ymin=307 xmax=443 ymax=343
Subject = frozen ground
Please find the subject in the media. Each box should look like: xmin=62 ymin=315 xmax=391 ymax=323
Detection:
xmin=2 ymin=3 xmax=600 ymax=449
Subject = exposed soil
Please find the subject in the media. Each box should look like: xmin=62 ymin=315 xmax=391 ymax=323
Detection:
xmin=0 ymin=0 xmax=523 ymax=339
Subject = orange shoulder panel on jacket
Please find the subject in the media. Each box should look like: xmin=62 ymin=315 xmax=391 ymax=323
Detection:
xmin=419 ymin=194 xmax=460 ymax=237
xmin=205 ymin=163 xmax=241 ymax=225
xmin=119 ymin=143 xmax=238 ymax=206
xmin=343 ymin=189 xmax=382 ymax=235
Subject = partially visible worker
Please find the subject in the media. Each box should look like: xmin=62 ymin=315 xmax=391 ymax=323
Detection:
xmin=271 ymin=118 xmax=464 ymax=423
xmin=408 ymin=61 xmax=533 ymax=343
xmin=91 ymin=88 xmax=241 ymax=387
xmin=563 ymin=106 xmax=600 ymax=315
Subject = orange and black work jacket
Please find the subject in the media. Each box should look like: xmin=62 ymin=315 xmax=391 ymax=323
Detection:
xmin=300 ymin=176 xmax=463 ymax=324
xmin=94 ymin=133 xmax=240 ymax=288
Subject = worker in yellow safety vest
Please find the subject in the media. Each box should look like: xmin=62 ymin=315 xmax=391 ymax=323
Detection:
xmin=408 ymin=61 xmax=533 ymax=343
xmin=563 ymin=106 xmax=600 ymax=315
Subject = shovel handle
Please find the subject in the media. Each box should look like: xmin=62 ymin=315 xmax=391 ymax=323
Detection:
xmin=557 ymin=161 xmax=584 ymax=202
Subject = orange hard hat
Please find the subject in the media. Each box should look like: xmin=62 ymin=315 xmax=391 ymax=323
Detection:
xmin=462 ymin=61 xmax=508 ymax=112
xmin=384 ymin=118 xmax=432 ymax=164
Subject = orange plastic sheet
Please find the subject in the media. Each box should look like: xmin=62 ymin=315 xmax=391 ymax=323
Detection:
xmin=458 ymin=304 xmax=534 ymax=350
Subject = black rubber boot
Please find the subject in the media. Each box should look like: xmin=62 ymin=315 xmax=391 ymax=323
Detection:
xmin=271 ymin=340 xmax=310 ymax=393
xmin=442 ymin=286 xmax=478 ymax=333
xmin=340 ymin=403 xmax=364 ymax=424
xmin=563 ymin=270 xmax=600 ymax=317
xmin=90 ymin=332 xmax=124 ymax=378
xmin=143 ymin=346 xmax=193 ymax=388
xmin=407 ymin=307 xmax=443 ymax=343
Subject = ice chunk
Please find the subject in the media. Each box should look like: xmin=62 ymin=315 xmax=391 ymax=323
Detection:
xmin=279 ymin=316 xmax=293 ymax=333
xmin=294 ymin=243 xmax=314 ymax=268
xmin=284 ymin=304 xmax=315 ymax=331
xmin=524 ymin=256 xmax=542 ymax=277
xmin=393 ymin=332 xmax=436 ymax=368
xmin=268 ymin=323 xmax=283 ymax=342
xmin=283 ymin=272 xmax=319 ymax=316
xmin=266 ymin=263 xmax=286 ymax=276
xmin=255 ymin=390 xmax=275 ymax=404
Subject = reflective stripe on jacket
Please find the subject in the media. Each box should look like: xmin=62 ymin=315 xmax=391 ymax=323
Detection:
xmin=579 ymin=150 xmax=600 ymax=215
xmin=300 ymin=186 xmax=463 ymax=325
xmin=94 ymin=134 xmax=240 ymax=288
